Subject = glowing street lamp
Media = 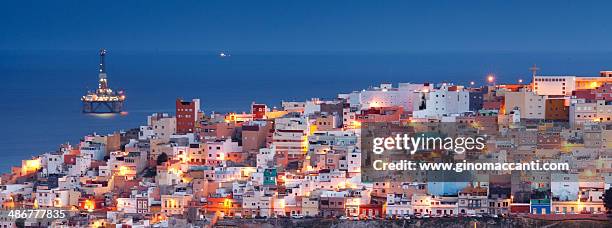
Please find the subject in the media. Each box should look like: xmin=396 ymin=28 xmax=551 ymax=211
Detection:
xmin=518 ymin=79 xmax=523 ymax=84
xmin=487 ymin=74 xmax=495 ymax=85
xmin=470 ymin=81 xmax=475 ymax=86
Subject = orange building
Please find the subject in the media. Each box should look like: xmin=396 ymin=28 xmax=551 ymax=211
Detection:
xmin=78 ymin=196 xmax=105 ymax=212
xmin=544 ymin=97 xmax=569 ymax=121
xmin=575 ymin=75 xmax=612 ymax=90
xmin=204 ymin=196 xmax=242 ymax=217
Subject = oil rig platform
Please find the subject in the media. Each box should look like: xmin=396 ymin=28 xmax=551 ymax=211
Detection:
xmin=82 ymin=49 xmax=126 ymax=113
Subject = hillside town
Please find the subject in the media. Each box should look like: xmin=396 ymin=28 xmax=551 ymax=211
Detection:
xmin=1 ymin=71 xmax=612 ymax=227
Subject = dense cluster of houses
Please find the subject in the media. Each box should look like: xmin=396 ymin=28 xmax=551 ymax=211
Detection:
xmin=1 ymin=71 xmax=611 ymax=227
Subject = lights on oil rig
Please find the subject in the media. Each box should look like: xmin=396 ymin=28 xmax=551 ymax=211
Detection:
xmin=82 ymin=49 xmax=126 ymax=113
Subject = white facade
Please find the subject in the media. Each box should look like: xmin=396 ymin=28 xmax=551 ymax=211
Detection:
xmin=304 ymin=99 xmax=322 ymax=116
xmin=341 ymin=107 xmax=357 ymax=129
xmin=413 ymin=85 xmax=469 ymax=118
xmin=35 ymin=188 xmax=80 ymax=208
xmin=57 ymin=176 xmax=80 ymax=190
xmin=411 ymin=194 xmax=432 ymax=215
xmin=139 ymin=113 xmax=176 ymax=142
xmin=504 ymin=90 xmax=546 ymax=119
xmin=386 ymin=194 xmax=411 ymax=217
xmin=117 ymin=197 xmax=137 ymax=214
xmin=346 ymin=149 xmax=361 ymax=175
xmin=79 ymin=141 xmax=106 ymax=161
xmin=430 ymin=196 xmax=458 ymax=215
xmin=533 ymin=76 xmax=575 ymax=96
xmin=161 ymin=193 xmax=192 ymax=215
xmin=156 ymin=168 xmax=182 ymax=186
xmin=43 ymin=153 xmax=65 ymax=175
xmin=282 ymin=101 xmax=306 ymax=113
xmin=0 ymin=184 xmax=32 ymax=205
xmin=257 ymin=146 xmax=276 ymax=168
xmin=242 ymin=190 xmax=273 ymax=218
xmin=205 ymin=138 xmax=242 ymax=165
xmin=67 ymin=155 xmax=92 ymax=176
xmin=272 ymin=116 xmax=309 ymax=160
xmin=551 ymin=173 xmax=579 ymax=201
xmin=358 ymin=83 xmax=428 ymax=112
xmin=301 ymin=197 xmax=319 ymax=216
xmin=570 ymin=99 xmax=612 ymax=127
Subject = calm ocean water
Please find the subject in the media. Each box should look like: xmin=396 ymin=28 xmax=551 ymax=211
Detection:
xmin=1 ymin=50 xmax=612 ymax=172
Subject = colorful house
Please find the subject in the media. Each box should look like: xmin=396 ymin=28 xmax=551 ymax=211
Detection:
xmin=530 ymin=198 xmax=551 ymax=214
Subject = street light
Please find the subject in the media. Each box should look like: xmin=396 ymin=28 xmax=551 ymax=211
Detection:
xmin=470 ymin=81 xmax=475 ymax=86
xmin=518 ymin=79 xmax=523 ymax=84
xmin=487 ymin=74 xmax=495 ymax=83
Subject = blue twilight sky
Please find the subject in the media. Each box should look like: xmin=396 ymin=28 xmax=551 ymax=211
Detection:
xmin=1 ymin=0 xmax=612 ymax=52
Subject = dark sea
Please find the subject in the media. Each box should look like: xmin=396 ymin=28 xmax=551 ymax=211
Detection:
xmin=2 ymin=50 xmax=612 ymax=172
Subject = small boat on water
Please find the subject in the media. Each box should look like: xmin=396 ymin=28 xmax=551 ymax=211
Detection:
xmin=219 ymin=51 xmax=231 ymax=58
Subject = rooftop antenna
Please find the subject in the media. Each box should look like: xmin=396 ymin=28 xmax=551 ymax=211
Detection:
xmin=529 ymin=64 xmax=540 ymax=91
xmin=529 ymin=64 xmax=540 ymax=78
xmin=98 ymin=48 xmax=109 ymax=91
xmin=99 ymin=48 xmax=107 ymax=73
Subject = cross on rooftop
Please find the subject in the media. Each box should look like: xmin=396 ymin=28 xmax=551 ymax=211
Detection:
xmin=529 ymin=64 xmax=540 ymax=77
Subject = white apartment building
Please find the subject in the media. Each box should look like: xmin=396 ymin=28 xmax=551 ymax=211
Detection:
xmin=67 ymin=155 xmax=92 ymax=176
xmin=504 ymin=90 xmax=546 ymax=119
xmin=205 ymin=138 xmax=242 ymax=165
xmin=0 ymin=184 xmax=32 ymax=205
xmin=117 ymin=197 xmax=138 ymax=214
xmin=386 ymin=193 xmax=411 ymax=217
xmin=457 ymin=186 xmax=488 ymax=215
xmin=353 ymin=83 xmax=429 ymax=112
xmin=304 ymin=99 xmax=323 ymax=116
xmin=430 ymin=196 xmax=458 ymax=216
xmin=139 ymin=113 xmax=176 ymax=142
xmin=161 ymin=193 xmax=193 ymax=216
xmin=79 ymin=141 xmax=106 ymax=161
xmin=346 ymin=148 xmax=361 ymax=175
xmin=301 ymin=197 xmax=319 ymax=216
xmin=57 ymin=176 xmax=80 ymax=190
xmin=570 ymin=99 xmax=612 ymax=127
xmin=272 ymin=116 xmax=310 ymax=161
xmin=411 ymin=193 xmax=432 ymax=215
xmin=186 ymin=143 xmax=206 ymax=164
xmin=35 ymin=188 xmax=80 ymax=208
xmin=413 ymin=84 xmax=469 ymax=118
xmin=42 ymin=152 xmax=65 ymax=175
xmin=533 ymin=76 xmax=575 ymax=96
xmin=242 ymin=189 xmax=274 ymax=218
xmin=211 ymin=167 xmax=256 ymax=182
xmin=257 ymin=146 xmax=276 ymax=168
xmin=551 ymin=173 xmax=579 ymax=201
xmin=533 ymin=73 xmax=612 ymax=96
xmin=282 ymin=101 xmax=306 ymax=113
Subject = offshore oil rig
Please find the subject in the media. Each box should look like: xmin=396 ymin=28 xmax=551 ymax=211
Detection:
xmin=82 ymin=49 xmax=126 ymax=113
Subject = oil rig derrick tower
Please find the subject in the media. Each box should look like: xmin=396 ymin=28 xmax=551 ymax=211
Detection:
xmin=82 ymin=49 xmax=126 ymax=113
